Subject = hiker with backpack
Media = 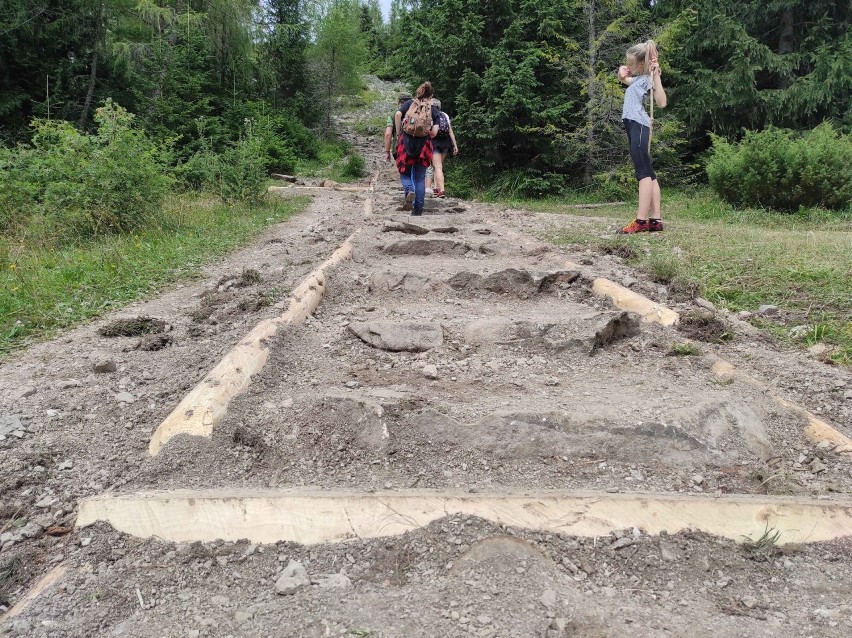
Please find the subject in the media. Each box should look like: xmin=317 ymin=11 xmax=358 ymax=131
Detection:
xmin=429 ymin=98 xmax=458 ymax=199
xmin=394 ymin=82 xmax=441 ymax=216
xmin=617 ymin=40 xmax=667 ymax=234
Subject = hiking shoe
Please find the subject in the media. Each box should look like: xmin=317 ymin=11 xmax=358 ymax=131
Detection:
xmin=619 ymin=218 xmax=648 ymax=234
xmin=411 ymin=208 xmax=423 ymax=217
xmin=402 ymin=191 xmax=414 ymax=211
xmin=648 ymin=219 xmax=664 ymax=232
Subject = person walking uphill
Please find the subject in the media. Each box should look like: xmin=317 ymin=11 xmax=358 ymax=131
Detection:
xmin=394 ymin=82 xmax=440 ymax=216
xmin=617 ymin=40 xmax=667 ymax=234
xmin=429 ymin=98 xmax=458 ymax=199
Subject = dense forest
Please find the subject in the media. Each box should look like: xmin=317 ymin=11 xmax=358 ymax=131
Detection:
xmin=1 ymin=0 xmax=850 ymax=206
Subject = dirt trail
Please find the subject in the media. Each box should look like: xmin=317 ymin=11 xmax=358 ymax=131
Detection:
xmin=1 ymin=78 xmax=851 ymax=637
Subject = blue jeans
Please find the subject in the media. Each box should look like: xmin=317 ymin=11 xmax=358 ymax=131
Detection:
xmin=407 ymin=163 xmax=427 ymax=214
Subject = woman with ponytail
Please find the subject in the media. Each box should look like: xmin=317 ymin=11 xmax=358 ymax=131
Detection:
xmin=617 ymin=40 xmax=667 ymax=234
xmin=394 ymin=82 xmax=440 ymax=216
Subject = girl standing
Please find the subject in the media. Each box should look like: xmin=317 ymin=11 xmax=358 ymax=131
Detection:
xmin=617 ymin=40 xmax=667 ymax=234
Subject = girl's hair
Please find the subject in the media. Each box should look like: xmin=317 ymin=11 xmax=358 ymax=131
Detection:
xmin=626 ymin=40 xmax=657 ymax=75
xmin=415 ymin=82 xmax=433 ymax=100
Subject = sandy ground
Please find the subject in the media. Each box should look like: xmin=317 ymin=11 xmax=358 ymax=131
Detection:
xmin=1 ymin=78 xmax=850 ymax=637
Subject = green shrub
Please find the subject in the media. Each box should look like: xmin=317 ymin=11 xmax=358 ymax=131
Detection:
xmin=706 ymin=123 xmax=852 ymax=211
xmin=215 ymin=133 xmax=268 ymax=206
xmin=0 ymin=100 xmax=172 ymax=240
xmin=338 ymin=153 xmax=366 ymax=180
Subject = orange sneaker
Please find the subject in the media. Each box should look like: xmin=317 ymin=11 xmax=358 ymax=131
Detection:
xmin=648 ymin=219 xmax=664 ymax=232
xmin=619 ymin=218 xmax=648 ymax=234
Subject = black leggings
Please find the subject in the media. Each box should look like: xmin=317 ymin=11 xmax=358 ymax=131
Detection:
xmin=624 ymin=119 xmax=656 ymax=181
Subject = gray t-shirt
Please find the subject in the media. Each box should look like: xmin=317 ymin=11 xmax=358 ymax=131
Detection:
xmin=621 ymin=74 xmax=652 ymax=127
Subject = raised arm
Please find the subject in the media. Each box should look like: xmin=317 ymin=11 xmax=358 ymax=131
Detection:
xmin=649 ymin=62 xmax=667 ymax=108
xmin=618 ymin=65 xmax=635 ymax=86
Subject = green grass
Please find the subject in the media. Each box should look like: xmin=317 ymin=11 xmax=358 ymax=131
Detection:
xmin=0 ymin=194 xmax=310 ymax=356
xmin=670 ymin=342 xmax=701 ymax=356
xmin=354 ymin=114 xmax=390 ymax=138
xmin=294 ymin=140 xmax=367 ymax=184
xmin=514 ymin=189 xmax=852 ymax=365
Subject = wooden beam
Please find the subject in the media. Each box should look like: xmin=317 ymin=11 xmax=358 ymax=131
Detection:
xmin=148 ymin=231 xmax=359 ymax=455
xmin=77 ymin=489 xmax=852 ymax=546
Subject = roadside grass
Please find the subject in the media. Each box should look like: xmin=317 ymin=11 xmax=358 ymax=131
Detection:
xmin=354 ymin=114 xmax=390 ymax=138
xmin=294 ymin=139 xmax=366 ymax=183
xmin=0 ymin=194 xmax=310 ymax=356
xmin=515 ymin=189 xmax=852 ymax=365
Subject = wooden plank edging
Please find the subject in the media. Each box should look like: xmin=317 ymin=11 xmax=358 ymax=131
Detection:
xmin=147 ymin=231 xmax=360 ymax=455
xmin=76 ymin=489 xmax=852 ymax=546
xmin=711 ymin=358 xmax=852 ymax=455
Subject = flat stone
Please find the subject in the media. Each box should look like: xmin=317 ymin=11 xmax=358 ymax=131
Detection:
xmin=757 ymin=304 xmax=779 ymax=316
xmin=58 ymin=460 xmax=73 ymax=471
xmin=695 ymin=297 xmax=716 ymax=311
xmin=610 ymin=537 xmax=635 ymax=551
xmin=114 ymin=392 xmax=136 ymax=404
xmin=349 ymin=321 xmax=443 ymax=352
xmin=315 ymin=573 xmax=352 ymax=589
xmin=19 ymin=521 xmax=44 ymax=539
xmin=0 ymin=415 xmax=23 ymax=437
xmin=92 ymin=359 xmax=118 ymax=373
xmin=808 ymin=343 xmax=829 ymax=356
xmin=58 ymin=379 xmax=82 ymax=389
xmin=382 ymin=221 xmax=429 ymax=235
xmin=540 ymin=589 xmax=558 ymax=608
xmin=234 ymin=611 xmax=253 ymax=624
xmin=384 ymin=239 xmax=470 ymax=256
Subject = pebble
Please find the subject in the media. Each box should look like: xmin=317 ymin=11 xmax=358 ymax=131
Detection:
xmin=344 ymin=380 xmax=361 ymax=389
xmin=92 ymin=359 xmax=117 ymax=373
xmin=757 ymin=304 xmax=779 ymax=316
xmin=809 ymin=458 xmax=828 ymax=474
xmin=610 ymin=537 xmax=635 ymax=551
xmin=275 ymin=560 xmax=309 ymax=595
xmin=694 ymin=297 xmax=715 ymax=311
xmin=540 ymin=589 xmax=557 ymax=608
xmin=741 ymin=595 xmax=758 ymax=609
xmin=58 ymin=460 xmax=73 ymax=471
xmin=691 ymin=474 xmax=704 ymax=485
xmin=422 ymin=364 xmax=439 ymax=380
xmin=234 ymin=611 xmax=253 ymax=624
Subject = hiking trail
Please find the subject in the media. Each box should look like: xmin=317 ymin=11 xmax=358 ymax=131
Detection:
xmin=1 ymin=77 xmax=851 ymax=637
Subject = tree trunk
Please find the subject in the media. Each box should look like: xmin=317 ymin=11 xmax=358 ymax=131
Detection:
xmin=583 ymin=0 xmax=596 ymax=184
xmin=325 ymin=47 xmax=335 ymax=136
xmin=78 ymin=3 xmax=104 ymax=128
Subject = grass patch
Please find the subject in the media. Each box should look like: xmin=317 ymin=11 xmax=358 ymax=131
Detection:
xmin=354 ymin=114 xmax=390 ymax=138
xmin=0 ymin=194 xmax=309 ymax=356
xmin=521 ymin=188 xmax=852 ymax=365
xmin=669 ymin=342 xmax=701 ymax=356
xmin=294 ymin=139 xmax=366 ymax=183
